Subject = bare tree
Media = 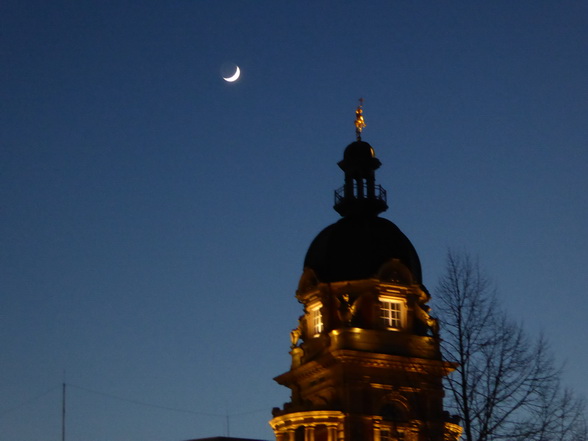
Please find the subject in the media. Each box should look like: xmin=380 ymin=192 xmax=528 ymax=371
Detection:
xmin=434 ymin=251 xmax=586 ymax=441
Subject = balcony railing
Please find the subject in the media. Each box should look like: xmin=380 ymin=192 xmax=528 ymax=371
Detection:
xmin=334 ymin=184 xmax=387 ymax=206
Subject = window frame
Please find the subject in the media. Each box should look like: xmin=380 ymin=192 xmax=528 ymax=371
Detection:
xmin=379 ymin=296 xmax=404 ymax=330
xmin=308 ymin=302 xmax=323 ymax=337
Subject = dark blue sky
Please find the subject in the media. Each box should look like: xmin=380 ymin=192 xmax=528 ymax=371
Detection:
xmin=2 ymin=1 xmax=587 ymax=440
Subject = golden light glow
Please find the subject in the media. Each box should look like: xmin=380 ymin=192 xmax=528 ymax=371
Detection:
xmin=270 ymin=410 xmax=344 ymax=441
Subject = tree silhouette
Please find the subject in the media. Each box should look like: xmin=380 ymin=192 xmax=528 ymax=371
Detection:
xmin=435 ymin=251 xmax=587 ymax=441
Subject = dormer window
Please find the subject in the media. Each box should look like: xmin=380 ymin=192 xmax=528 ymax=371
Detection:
xmin=380 ymin=297 xmax=403 ymax=329
xmin=309 ymin=303 xmax=323 ymax=336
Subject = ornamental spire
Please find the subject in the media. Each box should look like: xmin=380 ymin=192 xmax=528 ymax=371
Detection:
xmin=354 ymin=98 xmax=366 ymax=141
xmin=334 ymin=100 xmax=387 ymax=217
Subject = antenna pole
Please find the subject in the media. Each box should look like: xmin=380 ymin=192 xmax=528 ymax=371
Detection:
xmin=226 ymin=409 xmax=230 ymax=437
xmin=61 ymin=382 xmax=66 ymax=441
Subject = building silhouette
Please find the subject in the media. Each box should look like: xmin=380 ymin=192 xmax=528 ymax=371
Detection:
xmin=269 ymin=106 xmax=462 ymax=441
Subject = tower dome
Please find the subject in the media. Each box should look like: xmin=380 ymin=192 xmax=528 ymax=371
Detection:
xmin=305 ymin=132 xmax=422 ymax=284
xmin=343 ymin=140 xmax=376 ymax=162
xmin=304 ymin=215 xmax=422 ymax=284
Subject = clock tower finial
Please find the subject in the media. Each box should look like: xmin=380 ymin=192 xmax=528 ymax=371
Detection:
xmin=354 ymin=98 xmax=366 ymax=141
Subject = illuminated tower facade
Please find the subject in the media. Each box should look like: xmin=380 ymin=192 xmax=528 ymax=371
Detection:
xmin=269 ymin=105 xmax=461 ymax=441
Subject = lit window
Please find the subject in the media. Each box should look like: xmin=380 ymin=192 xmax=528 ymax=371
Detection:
xmin=380 ymin=298 xmax=402 ymax=329
xmin=309 ymin=303 xmax=323 ymax=336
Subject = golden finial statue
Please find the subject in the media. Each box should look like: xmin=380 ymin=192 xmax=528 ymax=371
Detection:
xmin=355 ymin=98 xmax=366 ymax=140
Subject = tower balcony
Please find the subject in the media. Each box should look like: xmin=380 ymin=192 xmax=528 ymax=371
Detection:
xmin=334 ymin=184 xmax=388 ymax=216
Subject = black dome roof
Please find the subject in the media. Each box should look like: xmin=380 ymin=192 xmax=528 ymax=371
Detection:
xmin=343 ymin=141 xmax=375 ymax=162
xmin=303 ymin=215 xmax=422 ymax=284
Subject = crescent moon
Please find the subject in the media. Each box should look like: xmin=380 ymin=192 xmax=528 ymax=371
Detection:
xmin=223 ymin=66 xmax=240 ymax=82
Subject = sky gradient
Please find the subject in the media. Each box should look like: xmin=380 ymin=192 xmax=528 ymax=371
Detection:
xmin=2 ymin=2 xmax=587 ymax=441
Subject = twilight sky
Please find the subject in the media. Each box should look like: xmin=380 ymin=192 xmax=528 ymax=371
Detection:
xmin=1 ymin=1 xmax=587 ymax=441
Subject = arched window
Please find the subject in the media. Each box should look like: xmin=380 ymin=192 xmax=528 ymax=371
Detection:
xmin=380 ymin=401 xmax=407 ymax=422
